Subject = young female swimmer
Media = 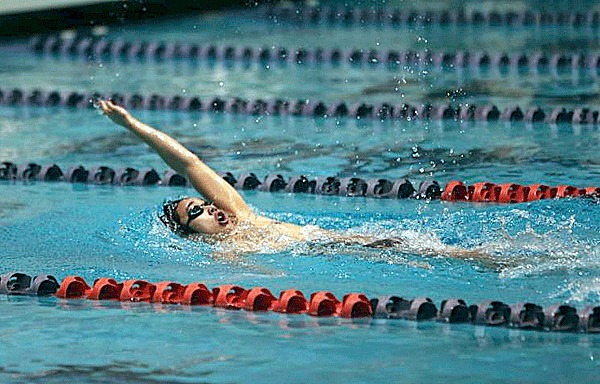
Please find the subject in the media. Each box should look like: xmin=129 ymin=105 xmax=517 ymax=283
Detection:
xmin=99 ymin=100 xmax=491 ymax=263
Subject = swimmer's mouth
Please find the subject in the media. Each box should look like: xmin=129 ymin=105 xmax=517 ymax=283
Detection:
xmin=216 ymin=211 xmax=229 ymax=226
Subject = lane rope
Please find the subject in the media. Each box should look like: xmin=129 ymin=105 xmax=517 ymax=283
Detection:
xmin=261 ymin=5 xmax=600 ymax=29
xmin=1 ymin=162 xmax=598 ymax=202
xmin=1 ymin=272 xmax=598 ymax=333
xmin=442 ymin=180 xmax=599 ymax=203
xmin=1 ymin=88 xmax=599 ymax=125
xmin=0 ymin=162 xmax=442 ymax=200
xmin=29 ymin=35 xmax=600 ymax=76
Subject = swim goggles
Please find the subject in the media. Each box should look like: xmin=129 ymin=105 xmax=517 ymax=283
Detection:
xmin=184 ymin=201 xmax=213 ymax=229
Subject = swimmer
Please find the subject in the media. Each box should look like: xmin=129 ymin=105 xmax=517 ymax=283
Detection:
xmin=99 ymin=100 xmax=495 ymax=263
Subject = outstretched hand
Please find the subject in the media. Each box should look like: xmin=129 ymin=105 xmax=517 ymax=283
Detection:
xmin=99 ymin=99 xmax=133 ymax=128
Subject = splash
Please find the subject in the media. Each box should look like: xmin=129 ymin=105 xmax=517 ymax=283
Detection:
xmin=552 ymin=277 xmax=600 ymax=303
xmin=489 ymin=213 xmax=600 ymax=279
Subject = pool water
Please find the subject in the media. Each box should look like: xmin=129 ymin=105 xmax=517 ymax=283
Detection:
xmin=1 ymin=1 xmax=600 ymax=383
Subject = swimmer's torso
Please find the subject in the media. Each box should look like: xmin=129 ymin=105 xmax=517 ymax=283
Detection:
xmin=219 ymin=215 xmax=330 ymax=253
xmin=186 ymin=212 xmax=489 ymax=267
xmin=194 ymin=213 xmax=366 ymax=254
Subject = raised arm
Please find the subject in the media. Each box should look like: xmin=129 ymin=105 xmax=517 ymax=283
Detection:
xmin=99 ymin=100 xmax=252 ymax=218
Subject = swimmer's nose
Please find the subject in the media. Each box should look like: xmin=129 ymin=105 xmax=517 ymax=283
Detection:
xmin=207 ymin=206 xmax=217 ymax=215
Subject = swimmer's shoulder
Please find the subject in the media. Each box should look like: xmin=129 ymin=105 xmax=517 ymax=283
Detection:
xmin=244 ymin=214 xmax=325 ymax=242
xmin=270 ymin=220 xmax=308 ymax=241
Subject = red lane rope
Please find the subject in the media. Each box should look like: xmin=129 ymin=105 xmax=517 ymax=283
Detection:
xmin=442 ymin=181 xmax=599 ymax=203
xmin=49 ymin=275 xmax=600 ymax=332
xmin=2 ymin=273 xmax=600 ymax=332
xmin=55 ymin=276 xmax=372 ymax=318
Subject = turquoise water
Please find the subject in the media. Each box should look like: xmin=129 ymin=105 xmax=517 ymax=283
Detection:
xmin=1 ymin=1 xmax=600 ymax=383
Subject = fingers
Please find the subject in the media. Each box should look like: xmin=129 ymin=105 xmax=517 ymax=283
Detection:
xmin=112 ymin=103 xmax=128 ymax=115
xmin=98 ymin=99 xmax=131 ymax=126
xmin=102 ymin=100 xmax=115 ymax=110
xmin=98 ymin=100 xmax=109 ymax=114
xmin=98 ymin=99 xmax=118 ymax=114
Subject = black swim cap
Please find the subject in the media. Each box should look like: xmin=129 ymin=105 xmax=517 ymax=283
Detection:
xmin=159 ymin=198 xmax=189 ymax=235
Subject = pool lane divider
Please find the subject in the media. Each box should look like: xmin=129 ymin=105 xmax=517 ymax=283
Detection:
xmin=29 ymin=35 xmax=600 ymax=76
xmin=1 ymin=272 xmax=599 ymax=333
xmin=1 ymin=88 xmax=600 ymax=125
xmin=0 ymin=161 xmax=441 ymax=200
xmin=261 ymin=5 xmax=600 ymax=28
xmin=442 ymin=181 xmax=599 ymax=203
xmin=1 ymin=162 xmax=598 ymax=203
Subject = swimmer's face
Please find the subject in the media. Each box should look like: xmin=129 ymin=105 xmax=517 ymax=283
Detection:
xmin=176 ymin=197 xmax=230 ymax=235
